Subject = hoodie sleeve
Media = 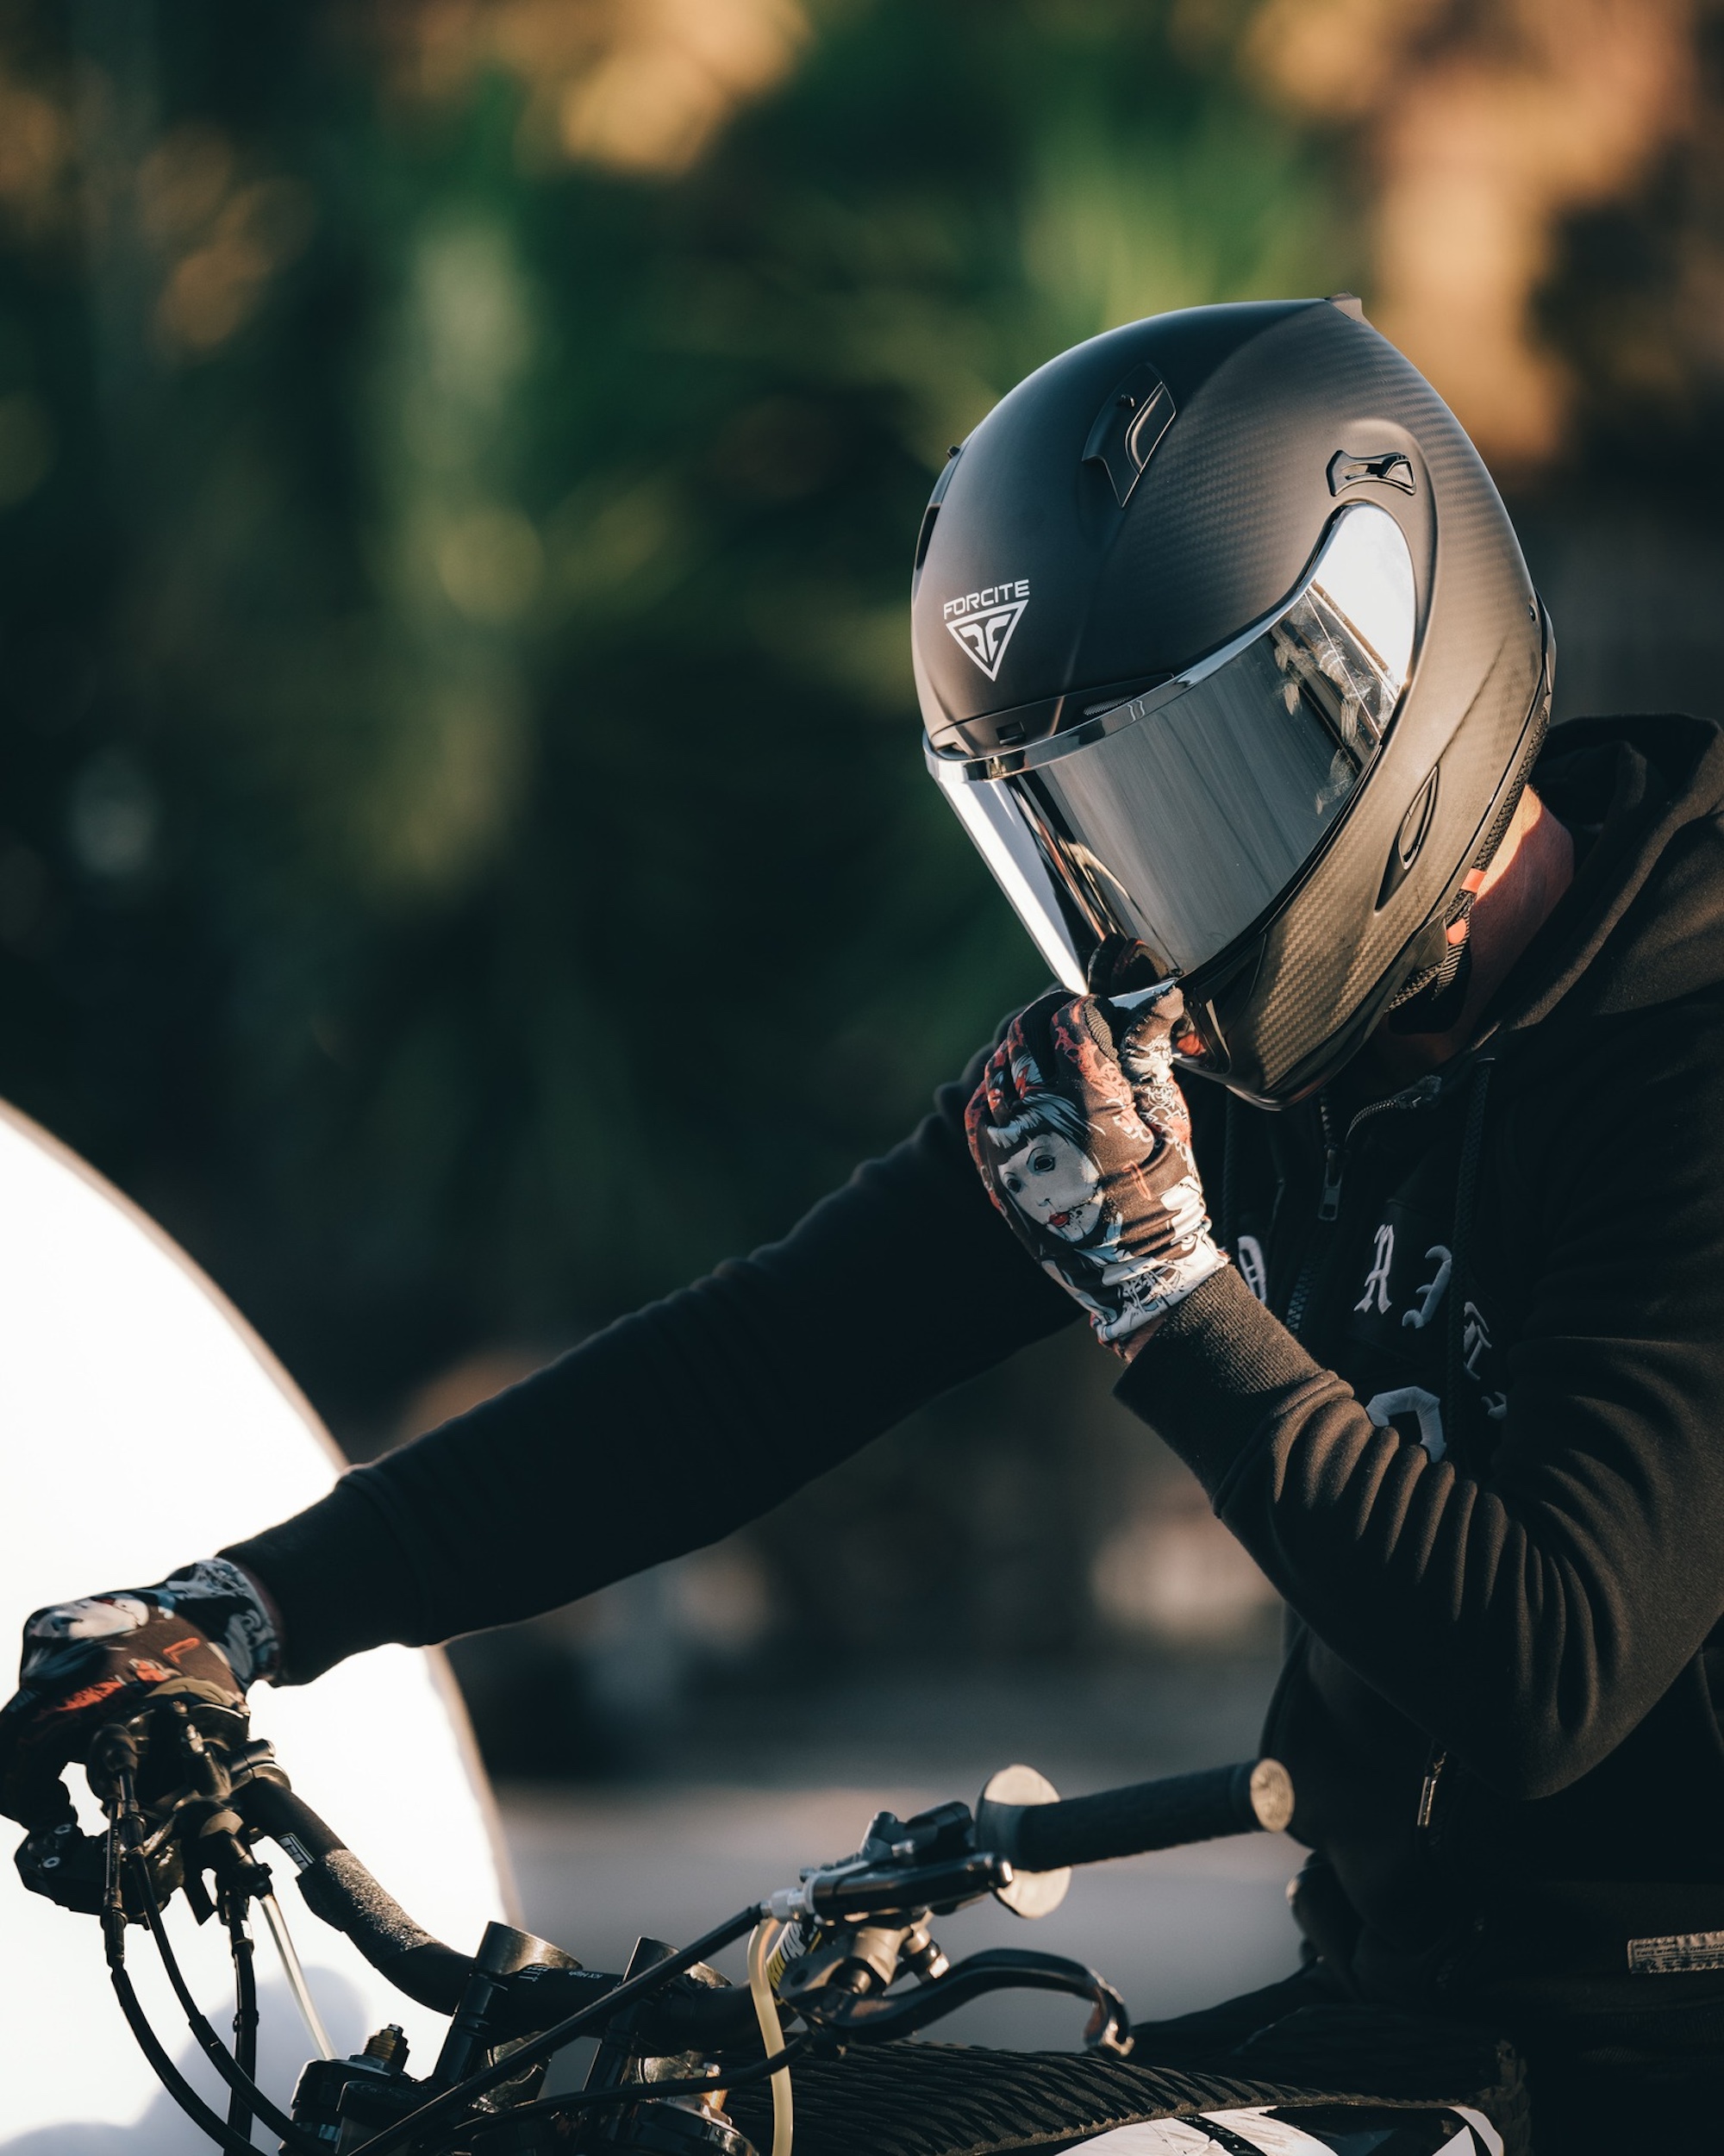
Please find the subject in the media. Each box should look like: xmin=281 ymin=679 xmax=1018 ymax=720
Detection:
xmin=225 ymin=1070 xmax=1077 ymax=1683
xmin=1115 ymin=1007 xmax=1724 ymax=1803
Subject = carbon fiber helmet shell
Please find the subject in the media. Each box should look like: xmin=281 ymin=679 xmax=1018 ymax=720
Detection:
xmin=913 ymin=298 xmax=1552 ymax=1105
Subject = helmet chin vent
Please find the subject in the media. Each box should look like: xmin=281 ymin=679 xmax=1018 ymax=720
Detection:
xmin=1377 ymin=767 xmax=1440 ymax=908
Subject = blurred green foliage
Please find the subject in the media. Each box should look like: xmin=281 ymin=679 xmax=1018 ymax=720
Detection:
xmin=0 ymin=1 xmax=1350 ymax=1426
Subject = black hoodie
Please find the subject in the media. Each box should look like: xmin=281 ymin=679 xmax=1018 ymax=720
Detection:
xmin=229 ymin=713 xmax=1724 ymax=2053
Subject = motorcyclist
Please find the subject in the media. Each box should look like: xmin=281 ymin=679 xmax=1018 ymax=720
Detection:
xmin=10 ymin=299 xmax=1724 ymax=2154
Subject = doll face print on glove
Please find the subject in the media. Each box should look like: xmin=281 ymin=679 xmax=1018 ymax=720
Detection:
xmin=966 ymin=985 xmax=1227 ymax=1351
xmin=996 ymin=1110 xmax=1104 ymax=1241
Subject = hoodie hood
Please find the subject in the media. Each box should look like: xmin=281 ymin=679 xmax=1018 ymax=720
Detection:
xmin=1486 ymin=712 xmax=1724 ymax=1036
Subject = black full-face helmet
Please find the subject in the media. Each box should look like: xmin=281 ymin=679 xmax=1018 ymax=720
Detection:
xmin=914 ymin=297 xmax=1553 ymax=1106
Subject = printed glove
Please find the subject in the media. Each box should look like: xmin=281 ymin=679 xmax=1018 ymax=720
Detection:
xmin=0 ymin=1557 xmax=278 ymax=1829
xmin=966 ymin=984 xmax=1226 ymax=1351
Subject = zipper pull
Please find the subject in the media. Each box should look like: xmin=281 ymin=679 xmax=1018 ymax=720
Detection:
xmin=1417 ymin=1750 xmax=1447 ymax=1830
xmin=1317 ymin=1146 xmax=1344 ymax=1222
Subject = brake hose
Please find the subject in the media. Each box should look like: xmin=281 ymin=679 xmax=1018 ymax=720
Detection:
xmin=109 ymin=1958 xmax=265 ymax=2156
xmin=100 ymin=1803 xmax=317 ymax=2156
xmin=746 ymin=1920 xmax=795 ymax=2156
xmin=225 ymin=1903 xmax=259 ymax=2144
xmin=126 ymin=1842 xmax=325 ymax=2156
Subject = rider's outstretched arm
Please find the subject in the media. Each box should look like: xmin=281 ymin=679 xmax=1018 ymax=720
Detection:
xmin=224 ymin=1064 xmax=1076 ymax=1683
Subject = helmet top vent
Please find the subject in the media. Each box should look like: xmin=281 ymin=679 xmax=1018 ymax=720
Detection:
xmin=1082 ymin=363 xmax=1176 ymax=508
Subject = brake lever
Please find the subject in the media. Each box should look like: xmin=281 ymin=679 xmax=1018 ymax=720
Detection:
xmin=786 ymin=1945 xmax=1134 ymax=2055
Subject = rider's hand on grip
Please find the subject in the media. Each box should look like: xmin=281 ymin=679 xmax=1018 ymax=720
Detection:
xmin=0 ymin=1557 xmax=278 ymax=1830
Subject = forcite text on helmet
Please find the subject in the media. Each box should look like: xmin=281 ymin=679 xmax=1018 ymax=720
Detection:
xmin=944 ymin=581 xmax=1030 ymax=620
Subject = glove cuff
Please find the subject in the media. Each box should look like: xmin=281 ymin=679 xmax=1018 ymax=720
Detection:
xmin=1093 ymin=1244 xmax=1229 ymax=1352
xmin=155 ymin=1557 xmax=282 ymax=1687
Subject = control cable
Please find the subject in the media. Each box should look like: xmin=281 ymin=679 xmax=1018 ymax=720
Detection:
xmin=747 ymin=1918 xmax=795 ymax=2156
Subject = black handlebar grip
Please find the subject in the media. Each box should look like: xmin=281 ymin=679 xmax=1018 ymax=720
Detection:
xmin=234 ymin=1775 xmax=476 ymax=2013
xmin=233 ymin=1777 xmax=345 ymax=1866
xmin=982 ymin=1759 xmax=1293 ymax=1874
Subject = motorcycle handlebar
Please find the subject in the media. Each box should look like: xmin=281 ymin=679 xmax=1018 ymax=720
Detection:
xmin=228 ymin=1770 xmax=756 ymax=2047
xmin=978 ymin=1759 xmax=1294 ymax=1875
xmin=233 ymin=1773 xmax=484 ymax=2015
xmin=226 ymin=1753 xmax=1290 ymax=2042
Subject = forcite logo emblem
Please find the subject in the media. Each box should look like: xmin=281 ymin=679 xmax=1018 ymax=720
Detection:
xmin=944 ymin=580 xmax=1029 ymax=681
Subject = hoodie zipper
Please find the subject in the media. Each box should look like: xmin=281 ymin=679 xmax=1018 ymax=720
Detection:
xmin=1417 ymin=1748 xmax=1447 ymax=1832
xmin=1315 ymin=1093 xmax=1346 ymax=1223
xmin=1325 ymin=1075 xmax=1446 ymax=1216
xmin=1285 ymin=1074 xmax=1444 ymax=1336
xmin=1286 ymin=1075 xmax=1461 ymax=1876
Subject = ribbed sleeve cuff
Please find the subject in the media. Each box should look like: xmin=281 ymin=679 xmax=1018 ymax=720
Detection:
xmin=222 ymin=1471 xmax=428 ymax=1686
xmin=1112 ymin=1262 xmax=1331 ymax=1497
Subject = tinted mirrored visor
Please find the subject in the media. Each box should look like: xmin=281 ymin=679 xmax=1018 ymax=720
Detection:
xmin=927 ymin=503 xmax=1416 ymax=991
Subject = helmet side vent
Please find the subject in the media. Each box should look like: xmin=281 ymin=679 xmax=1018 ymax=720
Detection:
xmin=911 ymin=444 xmax=964 ymax=592
xmin=913 ymin=503 xmax=940 ymax=573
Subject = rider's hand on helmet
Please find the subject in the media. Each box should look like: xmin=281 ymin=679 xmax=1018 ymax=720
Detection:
xmin=965 ymin=984 xmax=1226 ymax=1353
xmin=0 ymin=1558 xmax=278 ymax=1829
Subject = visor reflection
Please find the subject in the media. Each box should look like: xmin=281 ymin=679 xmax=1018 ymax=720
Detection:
xmin=928 ymin=502 xmax=1416 ymax=989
